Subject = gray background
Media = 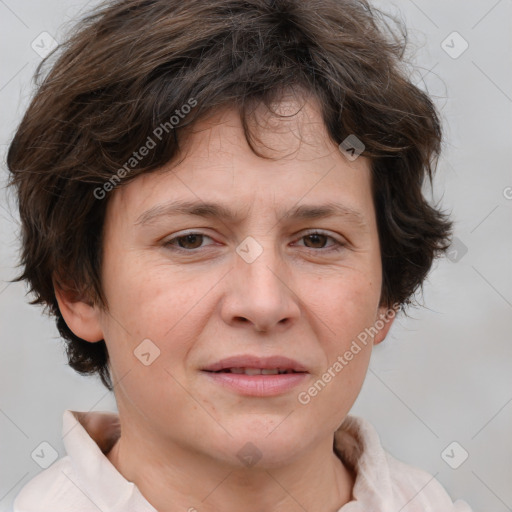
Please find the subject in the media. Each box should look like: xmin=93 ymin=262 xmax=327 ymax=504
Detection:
xmin=1 ymin=1 xmax=511 ymax=511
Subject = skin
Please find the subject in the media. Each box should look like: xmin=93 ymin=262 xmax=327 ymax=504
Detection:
xmin=56 ymin=91 xmax=395 ymax=512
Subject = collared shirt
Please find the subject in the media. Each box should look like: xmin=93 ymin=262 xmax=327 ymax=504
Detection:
xmin=13 ymin=410 xmax=473 ymax=511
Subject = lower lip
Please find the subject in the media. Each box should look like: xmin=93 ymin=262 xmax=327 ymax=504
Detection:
xmin=201 ymin=371 xmax=309 ymax=396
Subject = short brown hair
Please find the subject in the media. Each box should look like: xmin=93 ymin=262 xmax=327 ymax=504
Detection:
xmin=7 ymin=0 xmax=453 ymax=391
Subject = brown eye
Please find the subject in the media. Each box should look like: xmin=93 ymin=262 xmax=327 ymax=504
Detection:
xmin=176 ymin=234 xmax=204 ymax=249
xmin=295 ymin=230 xmax=345 ymax=253
xmin=303 ymin=233 xmax=329 ymax=249
xmin=165 ymin=233 xmax=213 ymax=251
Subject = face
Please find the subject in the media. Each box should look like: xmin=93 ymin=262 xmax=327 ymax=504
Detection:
xmin=62 ymin=92 xmax=394 ymax=468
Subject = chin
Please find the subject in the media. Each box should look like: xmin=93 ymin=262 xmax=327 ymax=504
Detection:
xmin=210 ymin=418 xmax=310 ymax=468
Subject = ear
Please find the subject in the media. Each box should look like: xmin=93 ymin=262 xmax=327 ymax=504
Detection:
xmin=372 ymin=303 xmax=398 ymax=346
xmin=54 ymin=281 xmax=104 ymax=343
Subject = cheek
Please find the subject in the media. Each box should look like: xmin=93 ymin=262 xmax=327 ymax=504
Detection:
xmin=304 ymin=271 xmax=380 ymax=344
xmin=99 ymin=261 xmax=205 ymax=418
xmin=100 ymin=258 xmax=215 ymax=368
xmin=298 ymin=271 xmax=379 ymax=404
xmin=103 ymin=254 xmax=184 ymax=329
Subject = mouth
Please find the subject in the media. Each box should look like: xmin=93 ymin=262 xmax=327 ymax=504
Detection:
xmin=201 ymin=355 xmax=309 ymax=396
xmin=202 ymin=354 xmax=308 ymax=373
xmin=206 ymin=368 xmax=303 ymax=375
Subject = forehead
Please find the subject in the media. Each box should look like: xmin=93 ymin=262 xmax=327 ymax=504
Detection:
xmin=107 ymin=95 xmax=375 ymax=228
xmin=178 ymin=92 xmax=340 ymax=166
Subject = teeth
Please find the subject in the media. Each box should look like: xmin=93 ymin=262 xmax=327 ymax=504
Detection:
xmin=221 ymin=368 xmax=296 ymax=375
xmin=229 ymin=368 xmax=245 ymax=374
xmin=244 ymin=368 xmax=262 ymax=375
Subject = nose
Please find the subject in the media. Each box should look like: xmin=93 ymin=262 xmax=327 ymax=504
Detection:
xmin=220 ymin=240 xmax=301 ymax=333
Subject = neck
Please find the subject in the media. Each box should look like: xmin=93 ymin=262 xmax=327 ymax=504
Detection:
xmin=106 ymin=427 xmax=355 ymax=512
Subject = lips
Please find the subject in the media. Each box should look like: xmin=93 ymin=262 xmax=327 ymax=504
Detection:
xmin=201 ymin=355 xmax=309 ymax=396
xmin=213 ymin=368 xmax=299 ymax=375
xmin=202 ymin=355 xmax=308 ymax=374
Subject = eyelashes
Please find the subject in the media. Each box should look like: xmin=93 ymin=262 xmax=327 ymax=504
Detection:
xmin=163 ymin=230 xmax=346 ymax=254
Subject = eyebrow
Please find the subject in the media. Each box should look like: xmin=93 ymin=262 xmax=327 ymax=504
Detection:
xmin=135 ymin=199 xmax=368 ymax=228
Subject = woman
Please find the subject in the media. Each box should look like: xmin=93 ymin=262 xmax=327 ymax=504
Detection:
xmin=8 ymin=0 xmax=472 ymax=510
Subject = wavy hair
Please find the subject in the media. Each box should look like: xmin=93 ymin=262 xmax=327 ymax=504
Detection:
xmin=7 ymin=0 xmax=452 ymax=391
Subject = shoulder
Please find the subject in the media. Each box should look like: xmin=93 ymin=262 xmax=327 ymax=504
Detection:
xmin=12 ymin=456 xmax=96 ymax=512
xmin=384 ymin=451 xmax=473 ymax=512
xmin=335 ymin=415 xmax=473 ymax=512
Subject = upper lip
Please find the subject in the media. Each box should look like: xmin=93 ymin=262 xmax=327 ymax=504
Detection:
xmin=202 ymin=355 xmax=309 ymax=372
